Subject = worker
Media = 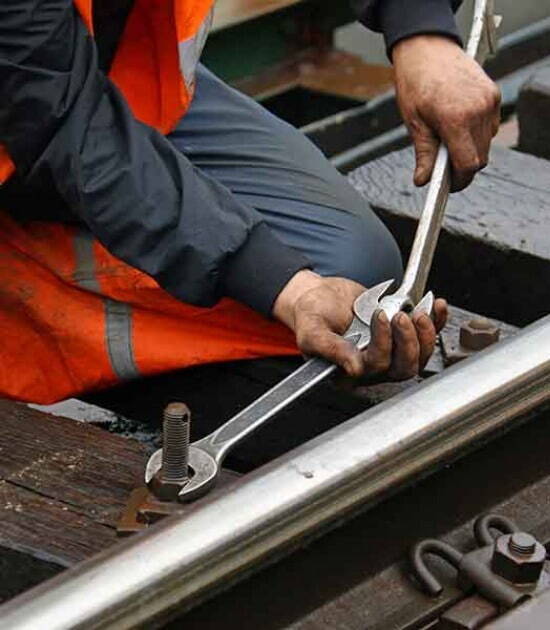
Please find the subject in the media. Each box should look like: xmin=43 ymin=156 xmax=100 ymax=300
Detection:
xmin=0 ymin=0 xmax=500 ymax=404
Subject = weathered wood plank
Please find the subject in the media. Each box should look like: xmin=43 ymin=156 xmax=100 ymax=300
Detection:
xmin=349 ymin=146 xmax=550 ymax=325
xmin=0 ymin=400 xmax=239 ymax=601
xmin=0 ymin=401 xmax=144 ymax=600
xmin=0 ymin=481 xmax=114 ymax=568
xmin=0 ymin=400 xmax=146 ymax=528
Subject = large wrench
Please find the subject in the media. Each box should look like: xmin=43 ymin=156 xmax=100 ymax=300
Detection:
xmin=146 ymin=0 xmax=500 ymax=502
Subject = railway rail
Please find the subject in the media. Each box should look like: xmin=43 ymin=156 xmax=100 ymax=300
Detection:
xmin=1 ymin=314 xmax=550 ymax=629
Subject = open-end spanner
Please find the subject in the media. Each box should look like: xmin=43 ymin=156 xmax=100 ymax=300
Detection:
xmin=146 ymin=0 xmax=500 ymax=502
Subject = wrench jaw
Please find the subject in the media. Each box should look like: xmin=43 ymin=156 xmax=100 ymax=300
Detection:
xmin=145 ymin=449 xmax=163 ymax=485
xmin=413 ymin=291 xmax=435 ymax=319
xmin=177 ymin=448 xmax=219 ymax=502
xmin=352 ymin=279 xmax=436 ymax=331
xmin=145 ymin=447 xmax=219 ymax=503
xmin=379 ymin=291 xmax=435 ymax=322
xmin=353 ymin=280 xmax=395 ymax=326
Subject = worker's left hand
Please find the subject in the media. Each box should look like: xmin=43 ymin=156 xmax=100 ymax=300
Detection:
xmin=392 ymin=34 xmax=501 ymax=192
xmin=273 ymin=270 xmax=448 ymax=381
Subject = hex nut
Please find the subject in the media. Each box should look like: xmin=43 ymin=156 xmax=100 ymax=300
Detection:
xmin=148 ymin=471 xmax=187 ymax=502
xmin=491 ymin=533 xmax=546 ymax=584
xmin=460 ymin=317 xmax=501 ymax=351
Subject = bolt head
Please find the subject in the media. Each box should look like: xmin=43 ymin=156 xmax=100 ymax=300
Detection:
xmin=492 ymin=533 xmax=546 ymax=584
xmin=460 ymin=318 xmax=500 ymax=351
xmin=148 ymin=471 xmax=189 ymax=502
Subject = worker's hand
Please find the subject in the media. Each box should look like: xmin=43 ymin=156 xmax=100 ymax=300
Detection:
xmin=392 ymin=35 xmax=501 ymax=192
xmin=273 ymin=270 xmax=447 ymax=381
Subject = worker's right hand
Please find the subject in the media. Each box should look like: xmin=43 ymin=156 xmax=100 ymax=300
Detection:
xmin=392 ymin=35 xmax=501 ymax=193
xmin=272 ymin=270 xmax=447 ymax=381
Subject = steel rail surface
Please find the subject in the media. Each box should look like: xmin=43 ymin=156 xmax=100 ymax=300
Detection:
xmin=2 ymin=315 xmax=550 ymax=630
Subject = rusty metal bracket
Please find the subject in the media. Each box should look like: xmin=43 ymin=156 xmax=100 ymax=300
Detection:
xmin=117 ymin=487 xmax=186 ymax=537
xmin=438 ymin=594 xmax=499 ymax=630
xmin=409 ymin=513 xmax=550 ymax=622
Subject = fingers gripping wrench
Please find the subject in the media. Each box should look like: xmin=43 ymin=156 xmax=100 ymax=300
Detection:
xmin=146 ymin=0 xmax=500 ymax=502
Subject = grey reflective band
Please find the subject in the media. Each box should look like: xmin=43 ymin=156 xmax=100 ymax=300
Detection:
xmin=178 ymin=9 xmax=213 ymax=89
xmin=73 ymin=229 xmax=100 ymax=292
xmin=73 ymin=229 xmax=140 ymax=380
xmin=104 ymin=299 xmax=140 ymax=381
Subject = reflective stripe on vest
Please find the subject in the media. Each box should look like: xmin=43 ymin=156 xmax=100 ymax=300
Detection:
xmin=179 ymin=7 xmax=214 ymax=91
xmin=104 ymin=300 xmax=140 ymax=381
xmin=0 ymin=0 xmax=215 ymax=183
xmin=0 ymin=211 xmax=297 ymax=403
xmin=73 ymin=229 xmax=140 ymax=381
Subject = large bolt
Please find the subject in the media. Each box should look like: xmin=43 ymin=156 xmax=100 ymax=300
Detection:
xmin=162 ymin=402 xmax=190 ymax=484
xmin=149 ymin=402 xmax=191 ymax=501
xmin=460 ymin=317 xmax=501 ymax=351
xmin=492 ymin=532 xmax=546 ymax=585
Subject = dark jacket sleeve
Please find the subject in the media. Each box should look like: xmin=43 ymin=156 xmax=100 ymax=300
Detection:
xmin=352 ymin=0 xmax=463 ymax=54
xmin=0 ymin=1 xmax=310 ymax=316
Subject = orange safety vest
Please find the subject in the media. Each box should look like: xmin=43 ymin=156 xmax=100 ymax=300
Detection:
xmin=0 ymin=0 xmax=297 ymax=404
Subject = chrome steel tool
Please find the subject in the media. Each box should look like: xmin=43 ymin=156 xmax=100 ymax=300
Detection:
xmin=146 ymin=0 xmax=500 ymax=502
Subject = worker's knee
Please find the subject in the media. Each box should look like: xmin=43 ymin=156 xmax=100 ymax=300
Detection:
xmin=319 ymin=208 xmax=404 ymax=289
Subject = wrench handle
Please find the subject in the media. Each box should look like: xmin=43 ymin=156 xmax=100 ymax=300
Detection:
xmin=398 ymin=145 xmax=451 ymax=305
xmin=397 ymin=0 xmax=499 ymax=305
xmin=196 ymin=355 xmax=338 ymax=464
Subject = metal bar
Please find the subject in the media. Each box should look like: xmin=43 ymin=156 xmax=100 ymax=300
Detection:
xmin=196 ymin=349 xmax=336 ymax=464
xmin=394 ymin=145 xmax=451 ymax=305
xmin=2 ymin=315 xmax=550 ymax=630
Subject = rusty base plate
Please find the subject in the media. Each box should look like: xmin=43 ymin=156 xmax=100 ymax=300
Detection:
xmin=117 ymin=487 xmax=186 ymax=537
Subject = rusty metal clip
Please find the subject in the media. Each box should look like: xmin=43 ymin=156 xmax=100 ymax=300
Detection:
xmin=409 ymin=514 xmax=547 ymax=612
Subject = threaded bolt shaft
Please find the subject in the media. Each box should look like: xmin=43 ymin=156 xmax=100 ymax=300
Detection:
xmin=508 ymin=532 xmax=537 ymax=556
xmin=161 ymin=402 xmax=190 ymax=484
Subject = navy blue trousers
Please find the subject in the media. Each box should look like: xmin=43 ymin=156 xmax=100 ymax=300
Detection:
xmin=169 ymin=66 xmax=403 ymax=289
